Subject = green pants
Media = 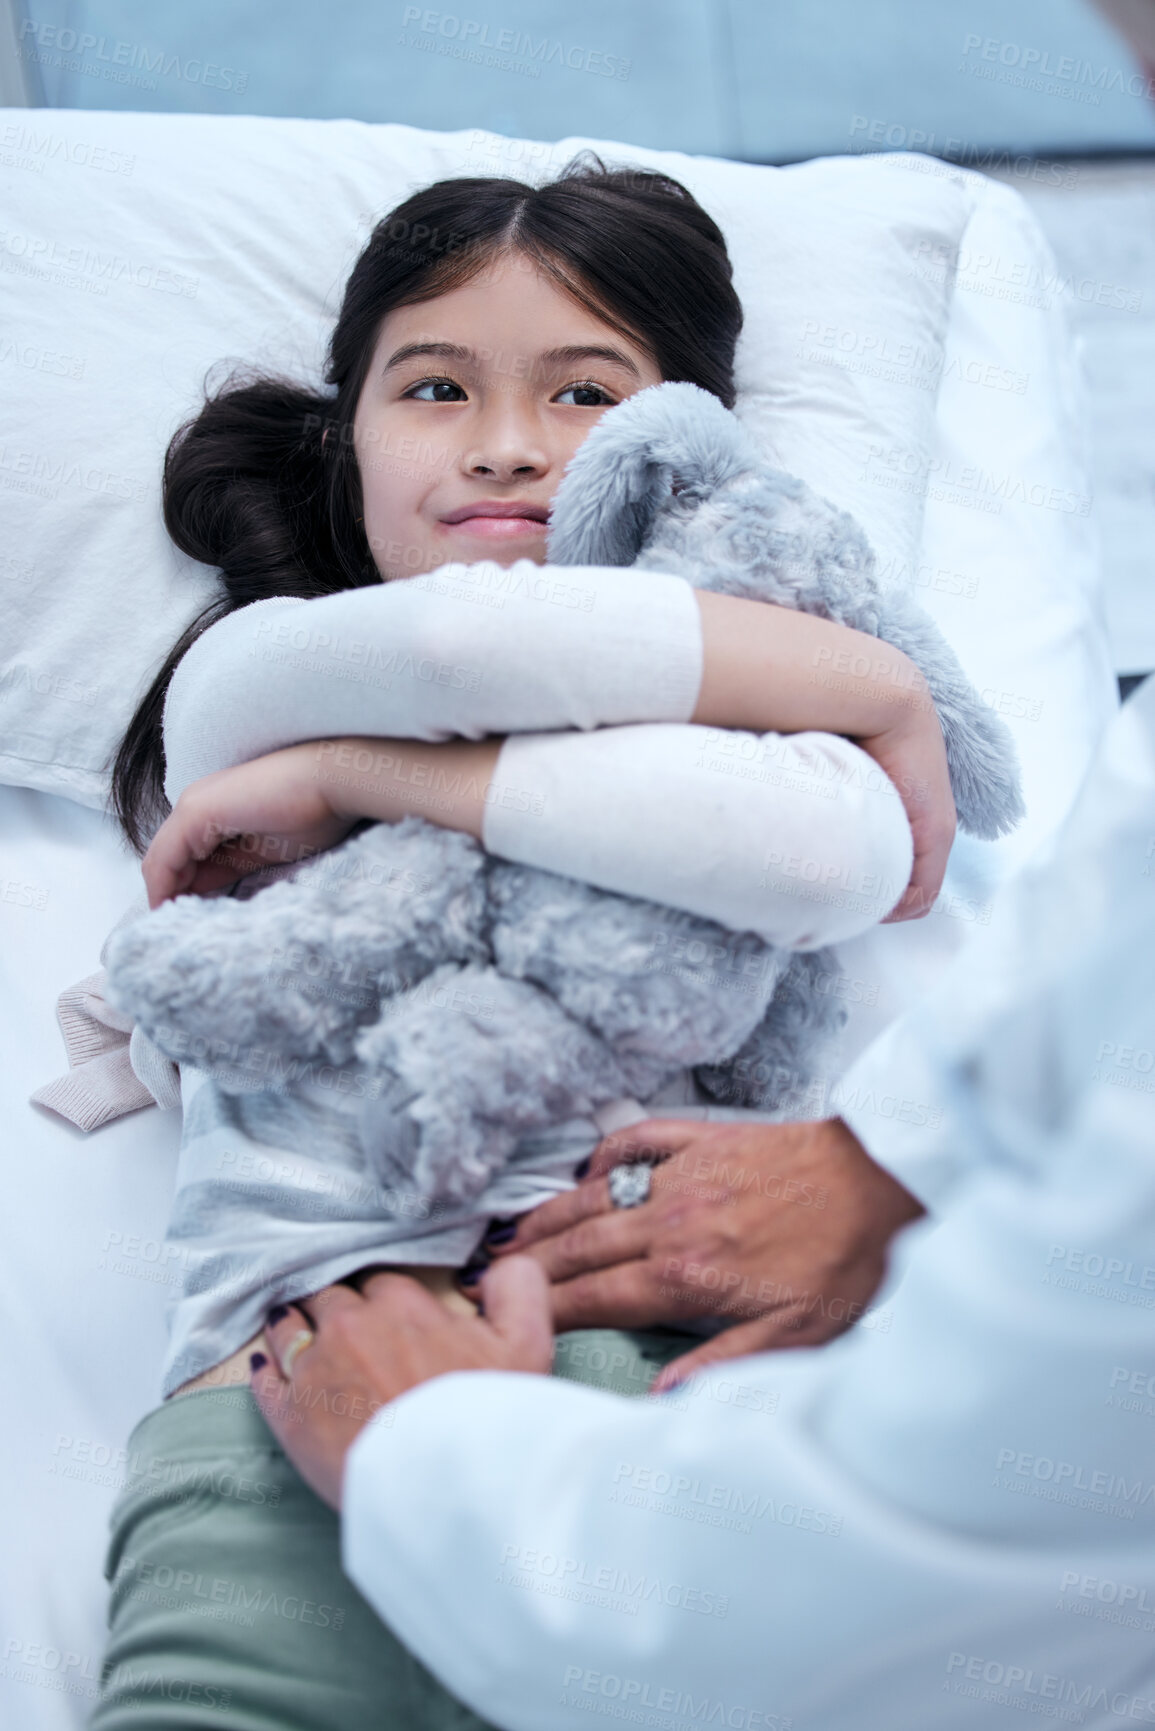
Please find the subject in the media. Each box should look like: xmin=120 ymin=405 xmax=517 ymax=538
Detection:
xmin=89 ymin=1328 xmax=695 ymax=1730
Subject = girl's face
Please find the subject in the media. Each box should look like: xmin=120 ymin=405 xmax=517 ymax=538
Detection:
xmin=351 ymin=251 xmax=665 ymax=581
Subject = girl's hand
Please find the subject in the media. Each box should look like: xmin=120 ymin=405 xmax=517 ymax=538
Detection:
xmin=693 ymin=595 xmax=958 ymax=920
xmin=859 ymin=694 xmax=957 ymax=923
xmin=144 ymin=734 xmax=506 ymax=908
xmin=142 ymin=743 xmax=358 ymax=908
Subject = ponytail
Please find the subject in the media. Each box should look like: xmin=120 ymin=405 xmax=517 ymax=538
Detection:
xmin=109 ymin=370 xmax=378 ymax=851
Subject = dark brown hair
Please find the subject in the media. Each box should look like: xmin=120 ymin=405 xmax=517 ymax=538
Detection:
xmin=109 ymin=150 xmax=743 ymax=851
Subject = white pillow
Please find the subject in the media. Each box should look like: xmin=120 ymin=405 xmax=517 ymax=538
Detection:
xmin=0 ymin=109 xmax=974 ymax=808
xmin=832 ymin=167 xmax=1119 ymax=1072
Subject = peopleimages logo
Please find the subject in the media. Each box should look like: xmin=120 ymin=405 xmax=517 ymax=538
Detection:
xmin=18 ymin=20 xmax=248 ymax=91
xmin=945 ymin=1651 xmax=1155 ymax=1721
xmin=992 ymin=1447 xmax=1155 ymax=1520
xmin=1059 ymin=1570 xmax=1155 ymax=1613
xmin=559 ymin=1667 xmax=790 ymax=1729
xmin=960 ymin=33 xmax=1155 ymax=101
xmin=399 ymin=8 xmax=632 ymax=79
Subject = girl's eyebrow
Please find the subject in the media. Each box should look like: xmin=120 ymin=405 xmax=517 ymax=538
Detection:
xmin=381 ymin=340 xmax=642 ymax=379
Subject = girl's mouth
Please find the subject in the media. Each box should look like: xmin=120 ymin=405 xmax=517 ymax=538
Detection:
xmin=437 ymin=500 xmax=550 ymax=540
xmin=438 ymin=515 xmax=548 ymax=539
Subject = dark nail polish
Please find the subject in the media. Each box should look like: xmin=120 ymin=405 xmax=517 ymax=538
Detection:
xmin=250 ymin=1352 xmax=268 ymax=1372
xmin=459 ymin=1265 xmax=484 ymax=1287
xmin=483 ymin=1221 xmax=518 ymax=1247
xmin=574 ymin=1156 xmax=592 ymax=1180
xmin=266 ymin=1304 xmax=289 ymax=1326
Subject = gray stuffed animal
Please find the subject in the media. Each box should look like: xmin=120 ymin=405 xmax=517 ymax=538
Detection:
xmin=105 ymin=383 xmax=1023 ymax=1209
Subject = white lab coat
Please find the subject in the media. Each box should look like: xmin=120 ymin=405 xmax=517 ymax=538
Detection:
xmin=342 ymin=678 xmax=1155 ymax=1731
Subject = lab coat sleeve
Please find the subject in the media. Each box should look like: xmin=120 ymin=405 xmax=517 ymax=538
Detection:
xmin=161 ymin=561 xmax=704 ymax=802
xmin=341 ymin=680 xmax=1155 ymax=1731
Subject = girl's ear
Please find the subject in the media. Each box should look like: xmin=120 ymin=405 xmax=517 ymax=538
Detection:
xmin=546 ymin=382 xmax=755 ymax=568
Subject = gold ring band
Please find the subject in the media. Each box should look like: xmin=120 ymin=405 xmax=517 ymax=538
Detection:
xmin=280 ymin=1327 xmax=315 ymax=1376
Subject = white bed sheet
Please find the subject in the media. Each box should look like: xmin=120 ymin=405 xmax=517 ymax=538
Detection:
xmin=0 ymin=787 xmax=180 ymax=1729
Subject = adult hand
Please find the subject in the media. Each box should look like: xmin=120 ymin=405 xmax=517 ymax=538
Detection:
xmin=250 ymin=1257 xmax=553 ymax=1509
xmin=480 ymin=1117 xmax=924 ymax=1390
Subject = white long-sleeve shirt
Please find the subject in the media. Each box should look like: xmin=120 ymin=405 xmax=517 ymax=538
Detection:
xmin=341 ymin=678 xmax=1155 ymax=1731
xmin=162 ymin=560 xmax=913 ymax=948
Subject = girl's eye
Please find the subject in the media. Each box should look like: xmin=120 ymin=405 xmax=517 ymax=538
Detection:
xmin=403 ymin=377 xmax=616 ymax=407
xmin=556 ymin=380 xmax=616 ymax=407
xmin=405 ymin=377 xmax=467 ymax=403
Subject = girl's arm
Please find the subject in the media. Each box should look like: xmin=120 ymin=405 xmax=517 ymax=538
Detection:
xmin=163 ymin=562 xmax=931 ymax=793
xmin=144 ymin=725 xmax=913 ymax=951
xmin=161 ymin=563 xmax=706 ymax=800
xmin=162 ymin=563 xmax=951 ymax=916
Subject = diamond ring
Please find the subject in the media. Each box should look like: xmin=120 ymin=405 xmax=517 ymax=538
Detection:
xmin=607 ymin=1162 xmax=654 ymax=1210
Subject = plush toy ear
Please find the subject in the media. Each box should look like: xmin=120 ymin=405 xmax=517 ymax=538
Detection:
xmin=546 ymin=381 xmax=757 ymax=567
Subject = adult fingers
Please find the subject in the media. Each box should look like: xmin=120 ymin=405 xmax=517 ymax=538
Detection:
xmin=547 ymin=1258 xmax=674 ymax=1333
xmin=649 ymin=1314 xmax=794 ymax=1394
xmin=354 ymin=1268 xmax=467 ymax=1342
xmin=486 ymin=1175 xmax=615 ymax=1256
xmin=249 ymin=1349 xmax=295 ymax=1444
xmin=248 ymin=1314 xmax=313 ymax=1444
xmin=263 ymin=1287 xmax=361 ymax=1372
xmin=261 ymin=1301 xmax=321 ymax=1380
xmin=584 ymin=1119 xmax=703 ymax=1179
xmin=649 ymin=1290 xmax=870 ymax=1392
xmin=486 ymin=1123 xmax=710 ymax=1261
xmin=502 ymin=1202 xmax=655 ymax=1286
xmin=476 ymin=1256 xmax=554 ymax=1371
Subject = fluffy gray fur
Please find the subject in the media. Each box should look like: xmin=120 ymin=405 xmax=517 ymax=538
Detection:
xmin=106 ymin=382 xmax=1023 ymax=1209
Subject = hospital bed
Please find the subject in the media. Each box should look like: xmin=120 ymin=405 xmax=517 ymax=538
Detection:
xmin=0 ymin=108 xmax=1117 ymax=1727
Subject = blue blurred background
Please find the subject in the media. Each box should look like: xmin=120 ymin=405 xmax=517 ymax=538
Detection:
xmin=7 ymin=0 xmax=1155 ymax=160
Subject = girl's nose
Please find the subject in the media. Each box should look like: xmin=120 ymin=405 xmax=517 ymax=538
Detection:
xmin=463 ymin=409 xmax=550 ymax=483
xmin=465 ymin=446 xmax=546 ymax=482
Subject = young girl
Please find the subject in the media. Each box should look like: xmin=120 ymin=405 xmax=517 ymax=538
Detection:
xmin=94 ymin=153 xmax=948 ymax=1729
